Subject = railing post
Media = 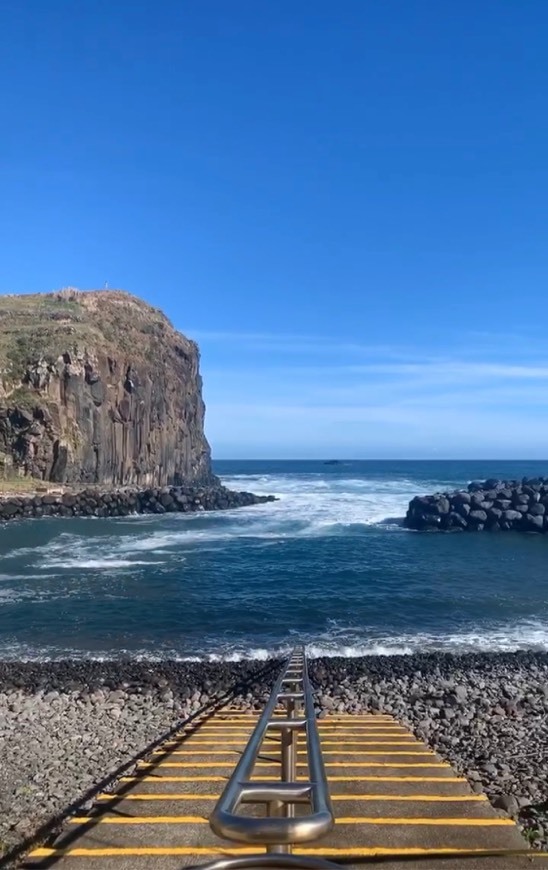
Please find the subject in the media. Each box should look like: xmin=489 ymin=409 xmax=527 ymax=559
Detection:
xmin=266 ymin=799 xmax=288 ymax=855
xmin=272 ymin=657 xmax=299 ymax=852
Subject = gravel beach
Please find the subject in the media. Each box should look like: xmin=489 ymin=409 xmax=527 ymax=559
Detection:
xmin=2 ymin=652 xmax=548 ymax=862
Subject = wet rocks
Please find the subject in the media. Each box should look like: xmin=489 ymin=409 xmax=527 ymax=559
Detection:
xmin=405 ymin=476 xmax=548 ymax=532
xmin=0 ymin=484 xmax=276 ymax=523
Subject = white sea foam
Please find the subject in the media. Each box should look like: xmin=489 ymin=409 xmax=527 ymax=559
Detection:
xmin=219 ymin=472 xmax=415 ymax=533
xmin=5 ymin=621 xmax=548 ymax=660
xmin=0 ymin=470 xmax=435 ymax=586
xmin=2 ymin=471 xmax=416 ymax=573
xmin=43 ymin=558 xmax=167 ymax=570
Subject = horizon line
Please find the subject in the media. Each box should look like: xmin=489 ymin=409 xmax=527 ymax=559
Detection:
xmin=211 ymin=457 xmax=548 ymax=462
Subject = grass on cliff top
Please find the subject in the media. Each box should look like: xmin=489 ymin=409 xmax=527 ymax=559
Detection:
xmin=0 ymin=295 xmax=99 ymax=379
xmin=0 ymin=290 xmax=185 ymax=381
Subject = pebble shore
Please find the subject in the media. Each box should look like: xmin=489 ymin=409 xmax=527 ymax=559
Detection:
xmin=2 ymin=652 xmax=548 ymax=861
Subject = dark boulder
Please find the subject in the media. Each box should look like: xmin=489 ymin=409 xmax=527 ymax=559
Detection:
xmin=469 ymin=510 xmax=488 ymax=525
xmin=468 ymin=481 xmax=484 ymax=492
xmin=447 ymin=511 xmax=467 ymax=529
xmin=503 ymin=510 xmax=523 ymax=523
xmin=526 ymin=514 xmax=544 ymax=532
xmin=485 ymin=478 xmax=501 ymax=490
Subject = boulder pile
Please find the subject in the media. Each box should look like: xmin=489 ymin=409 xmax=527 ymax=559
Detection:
xmin=0 ymin=484 xmax=276 ymax=523
xmin=405 ymin=476 xmax=548 ymax=532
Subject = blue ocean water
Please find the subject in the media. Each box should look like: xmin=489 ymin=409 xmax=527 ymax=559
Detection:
xmin=1 ymin=460 xmax=548 ymax=661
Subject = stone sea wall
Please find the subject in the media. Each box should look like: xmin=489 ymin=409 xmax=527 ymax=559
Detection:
xmin=405 ymin=477 xmax=548 ymax=532
xmin=0 ymin=484 xmax=275 ymax=522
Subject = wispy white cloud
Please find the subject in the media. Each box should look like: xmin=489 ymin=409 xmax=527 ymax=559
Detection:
xmin=194 ymin=327 xmax=548 ymax=456
xmin=191 ymin=329 xmax=428 ymax=360
xmin=192 ymin=327 xmax=548 ymax=362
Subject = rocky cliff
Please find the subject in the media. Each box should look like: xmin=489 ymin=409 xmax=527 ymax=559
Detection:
xmin=0 ymin=289 xmax=213 ymax=486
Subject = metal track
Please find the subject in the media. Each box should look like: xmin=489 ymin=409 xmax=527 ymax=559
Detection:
xmin=207 ymin=646 xmax=334 ymax=862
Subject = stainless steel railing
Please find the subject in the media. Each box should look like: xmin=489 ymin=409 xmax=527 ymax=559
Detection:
xmin=207 ymin=647 xmax=335 ymax=867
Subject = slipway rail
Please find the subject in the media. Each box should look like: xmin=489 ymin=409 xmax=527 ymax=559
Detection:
xmin=24 ymin=646 xmax=545 ymax=869
xmin=206 ymin=646 xmax=335 ymax=866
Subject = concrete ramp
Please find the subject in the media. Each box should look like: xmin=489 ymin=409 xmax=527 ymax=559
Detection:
xmin=23 ymin=709 xmax=543 ymax=869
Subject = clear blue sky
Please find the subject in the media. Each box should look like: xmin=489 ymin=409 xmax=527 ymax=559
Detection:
xmin=2 ymin=0 xmax=548 ymax=458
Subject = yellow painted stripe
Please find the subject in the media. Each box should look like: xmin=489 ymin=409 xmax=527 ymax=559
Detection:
xmin=139 ymin=761 xmax=450 ymax=768
xmin=97 ymin=793 xmax=219 ymax=800
xmin=335 ymin=817 xmax=513 ymax=826
xmin=70 ymin=816 xmax=208 ymax=824
xmin=205 ymin=718 xmax=396 ymax=724
xmin=29 ymin=847 xmax=261 ymax=858
xmin=320 ymin=730 xmax=409 ymax=735
xmin=96 ymin=792 xmax=486 ymax=803
xmin=151 ymin=744 xmax=435 ymax=758
xmin=186 ymin=724 xmax=404 ymax=731
xmin=214 ymin=720 xmax=398 ymax=725
xmin=194 ymin=720 xmax=260 ymax=725
xmin=322 ymin=751 xmax=436 ymax=756
xmin=329 ymin=774 xmax=464 ymax=782
xmin=322 ymin=744 xmax=420 ymax=748
xmin=121 ymin=774 xmax=463 ymax=783
xmin=321 ymin=717 xmax=396 ymax=721
xmin=217 ymin=713 xmax=395 ymax=720
xmin=70 ymin=815 xmax=513 ymax=827
xmin=192 ymin=715 xmax=398 ymax=730
xmin=183 ymin=725 xmax=405 ymax=731
xmin=28 ymin=846 xmax=548 ymax=858
xmin=177 ymin=730 xmax=408 ymax=738
xmin=152 ymin=750 xmax=242 ymax=755
xmin=119 ymin=775 xmax=268 ymax=782
xmin=317 ymin=728 xmax=406 ymax=732
xmin=166 ymin=739 xmax=417 ymax=746
xmin=152 ymin=750 xmax=436 ymax=758
xmin=162 ymin=742 xmax=246 ymax=747
xmin=330 ymin=794 xmax=487 ymax=802
xmin=183 ymin=729 xmax=255 ymax=734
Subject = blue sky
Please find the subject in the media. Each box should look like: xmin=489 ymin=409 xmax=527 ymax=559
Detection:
xmin=2 ymin=1 xmax=548 ymax=457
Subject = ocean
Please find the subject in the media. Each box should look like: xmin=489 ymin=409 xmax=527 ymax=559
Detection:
xmin=1 ymin=460 xmax=548 ymax=661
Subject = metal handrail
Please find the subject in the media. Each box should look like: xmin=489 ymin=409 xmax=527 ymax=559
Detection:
xmin=208 ymin=646 xmax=334 ymax=861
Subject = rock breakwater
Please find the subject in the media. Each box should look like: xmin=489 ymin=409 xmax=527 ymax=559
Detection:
xmin=405 ymin=476 xmax=548 ymax=532
xmin=0 ymin=484 xmax=275 ymax=522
